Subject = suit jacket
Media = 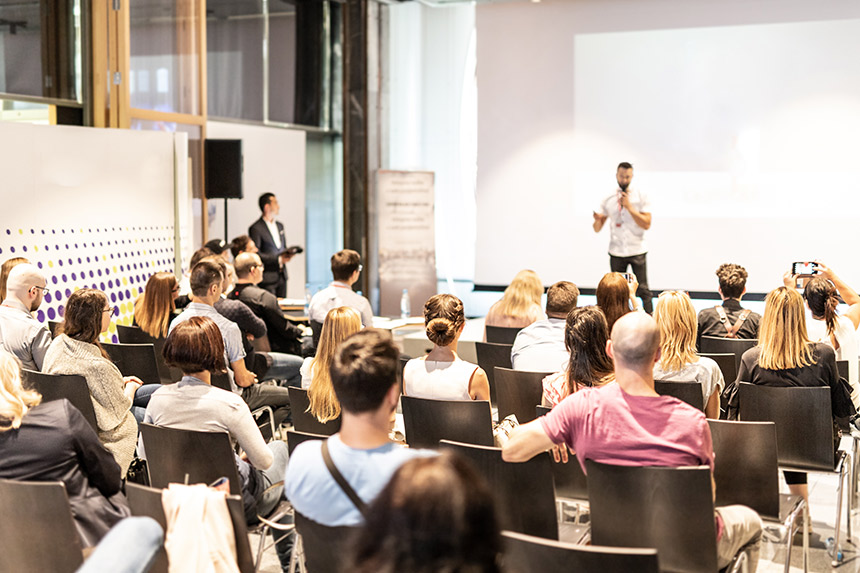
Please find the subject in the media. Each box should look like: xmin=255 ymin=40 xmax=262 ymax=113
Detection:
xmin=230 ymin=283 xmax=303 ymax=356
xmin=0 ymin=399 xmax=130 ymax=547
xmin=249 ymin=217 xmax=288 ymax=296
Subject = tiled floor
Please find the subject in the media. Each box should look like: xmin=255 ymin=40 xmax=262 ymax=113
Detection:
xmin=253 ymin=470 xmax=860 ymax=573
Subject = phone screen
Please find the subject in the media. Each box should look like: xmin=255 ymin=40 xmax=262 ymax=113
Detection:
xmin=792 ymin=262 xmax=817 ymax=275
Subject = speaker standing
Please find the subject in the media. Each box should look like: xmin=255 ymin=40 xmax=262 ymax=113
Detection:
xmin=249 ymin=193 xmax=294 ymax=298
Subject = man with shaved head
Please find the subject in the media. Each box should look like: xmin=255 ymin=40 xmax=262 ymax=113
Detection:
xmin=0 ymin=263 xmax=52 ymax=370
xmin=503 ymin=312 xmax=762 ymax=571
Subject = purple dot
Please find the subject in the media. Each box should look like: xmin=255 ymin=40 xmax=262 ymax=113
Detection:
xmin=54 ymin=291 xmax=62 ymax=302
xmin=117 ymin=292 xmax=124 ymax=301
xmin=58 ymin=305 xmax=65 ymax=317
xmin=36 ymin=310 xmax=45 ymax=322
xmin=61 ymin=230 xmax=65 ymax=234
xmin=47 ymin=308 xmax=56 ymax=320
xmin=110 ymin=293 xmax=116 ymax=303
xmin=77 ymin=258 xmax=81 ymax=264
xmin=89 ymin=271 xmax=94 ymax=278
xmin=22 ymin=246 xmax=27 ymax=252
xmin=125 ymin=289 xmax=131 ymax=299
xmin=9 ymin=247 xmax=14 ymax=253
xmin=44 ymin=245 xmax=49 ymax=251
xmin=41 ymin=230 xmax=45 ymax=235
xmin=37 ymin=262 xmax=42 ymax=269
xmin=71 ymin=273 xmax=77 ymax=280
xmin=51 ymin=276 xmax=58 ymax=284
xmin=29 ymin=229 xmax=34 ymax=234
xmin=111 ymin=334 xmax=118 ymax=343
xmin=100 ymin=282 xmax=105 ymax=290
xmin=5 ymin=230 xmax=9 ymax=235
xmin=86 ymin=257 xmax=91 ymax=263
xmin=44 ymin=293 xmax=52 ymax=304
xmin=61 ymin=274 xmax=67 ymax=281
xmin=58 ymin=260 xmax=63 ymax=267
xmin=64 ymin=289 xmax=71 ymax=297
xmin=97 ymin=269 xmax=102 ymax=276
xmin=105 ymin=269 xmax=110 ymax=275
xmin=52 ymin=230 xmax=55 ymax=234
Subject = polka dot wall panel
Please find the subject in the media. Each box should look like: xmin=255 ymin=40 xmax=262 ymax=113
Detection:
xmin=0 ymin=225 xmax=176 ymax=343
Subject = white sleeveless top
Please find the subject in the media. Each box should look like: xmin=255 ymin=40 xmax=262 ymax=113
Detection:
xmin=807 ymin=315 xmax=859 ymax=407
xmin=403 ymin=356 xmax=480 ymax=401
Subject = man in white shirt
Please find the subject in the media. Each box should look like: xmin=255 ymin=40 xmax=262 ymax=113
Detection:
xmin=592 ymin=162 xmax=653 ymax=313
xmin=0 ymin=263 xmax=52 ymax=371
xmin=511 ymin=281 xmax=579 ymax=372
xmin=249 ymin=192 xmax=294 ymax=297
xmin=308 ymin=250 xmax=373 ymax=328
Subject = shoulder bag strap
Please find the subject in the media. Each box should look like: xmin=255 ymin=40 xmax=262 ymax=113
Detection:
xmin=714 ymin=306 xmax=734 ymax=337
xmin=321 ymin=439 xmax=369 ymax=518
xmin=727 ymin=309 xmax=752 ymax=338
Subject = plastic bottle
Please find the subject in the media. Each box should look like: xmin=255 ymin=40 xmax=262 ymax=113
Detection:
xmin=304 ymin=283 xmax=312 ymax=315
xmin=400 ymin=289 xmax=411 ymax=320
xmin=826 ymin=537 xmax=843 ymax=562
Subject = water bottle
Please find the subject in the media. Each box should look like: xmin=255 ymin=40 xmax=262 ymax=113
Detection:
xmin=400 ymin=289 xmax=411 ymax=320
xmin=304 ymin=283 xmax=312 ymax=315
xmin=826 ymin=537 xmax=843 ymax=562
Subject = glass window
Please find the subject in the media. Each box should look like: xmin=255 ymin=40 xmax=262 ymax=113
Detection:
xmin=0 ymin=0 xmax=81 ymax=102
xmin=305 ymin=133 xmax=343 ymax=292
xmin=0 ymin=99 xmax=50 ymax=124
xmin=129 ymin=0 xmax=201 ymax=114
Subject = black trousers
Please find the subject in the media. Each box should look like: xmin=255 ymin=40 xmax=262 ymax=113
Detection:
xmin=609 ymin=253 xmax=653 ymax=314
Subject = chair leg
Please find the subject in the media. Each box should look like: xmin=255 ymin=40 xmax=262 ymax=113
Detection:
xmin=254 ymin=523 xmax=270 ymax=572
xmin=783 ymin=505 xmax=798 ymax=573
xmin=803 ymin=502 xmax=809 ymax=573
xmin=833 ymin=463 xmax=847 ymax=567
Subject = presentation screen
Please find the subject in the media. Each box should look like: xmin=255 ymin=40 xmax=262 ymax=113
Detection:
xmin=475 ymin=16 xmax=860 ymax=294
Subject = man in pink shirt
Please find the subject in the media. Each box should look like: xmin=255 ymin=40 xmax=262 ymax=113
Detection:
xmin=503 ymin=312 xmax=762 ymax=571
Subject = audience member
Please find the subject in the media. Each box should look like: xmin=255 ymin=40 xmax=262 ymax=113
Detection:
xmin=511 ymin=281 xmax=579 ymax=372
xmin=308 ymin=249 xmax=373 ymax=328
xmin=0 ymin=256 xmax=28 ymax=303
xmin=484 ymin=269 xmax=546 ymax=331
xmin=43 ymin=289 xmax=157 ymax=476
xmin=0 ymin=263 xmax=52 ymax=370
xmin=231 ymin=252 xmax=305 ymax=356
xmin=503 ymin=312 xmax=762 ymax=571
xmin=541 ymin=306 xmax=614 ymax=408
xmin=75 ymin=517 xmax=163 ymax=573
xmin=348 ymin=453 xmax=501 ymax=573
xmin=286 ymin=329 xmax=435 ymax=526
xmin=697 ymin=263 xmax=761 ymax=341
xmin=403 ymin=294 xmax=490 ymax=402
xmin=653 ymin=291 xmax=724 ymax=419
xmin=0 ymin=349 xmax=129 ymax=546
xmin=141 ymin=316 xmax=292 ymax=565
xmin=230 ymin=234 xmax=258 ymax=259
xmin=304 ymin=306 xmax=362 ymax=424
xmin=175 ymin=246 xmax=214 ymax=302
xmin=729 ymin=286 xmax=856 ymax=509
xmin=204 ymin=238 xmax=231 ymax=262
xmin=797 ymin=263 xmax=860 ymax=407
xmin=133 ymin=271 xmax=178 ymax=339
xmin=169 ymin=260 xmax=292 ymax=429
xmin=596 ymin=271 xmax=639 ymax=331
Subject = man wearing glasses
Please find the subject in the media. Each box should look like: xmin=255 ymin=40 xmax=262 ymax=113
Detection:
xmin=0 ymin=263 xmax=52 ymax=371
xmin=308 ymin=250 xmax=373 ymax=328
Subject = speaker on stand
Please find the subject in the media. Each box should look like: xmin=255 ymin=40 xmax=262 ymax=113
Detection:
xmin=204 ymin=139 xmax=244 ymax=242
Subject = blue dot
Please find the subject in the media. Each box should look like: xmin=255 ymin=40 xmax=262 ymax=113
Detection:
xmin=47 ymin=308 xmax=55 ymax=320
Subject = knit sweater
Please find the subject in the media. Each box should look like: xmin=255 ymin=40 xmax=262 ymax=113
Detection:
xmin=43 ymin=334 xmax=137 ymax=477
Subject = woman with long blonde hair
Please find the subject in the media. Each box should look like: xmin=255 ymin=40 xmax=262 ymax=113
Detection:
xmin=485 ymin=269 xmax=546 ymax=331
xmin=732 ymin=286 xmax=855 ymax=508
xmin=133 ymin=272 xmax=178 ymax=338
xmin=0 ymin=349 xmax=128 ymax=546
xmin=302 ymin=306 xmax=362 ymax=423
xmin=652 ymin=291 xmax=723 ymax=418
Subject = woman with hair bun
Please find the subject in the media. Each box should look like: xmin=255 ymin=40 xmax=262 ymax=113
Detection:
xmin=403 ymin=294 xmax=490 ymax=401
xmin=791 ymin=263 xmax=860 ymax=406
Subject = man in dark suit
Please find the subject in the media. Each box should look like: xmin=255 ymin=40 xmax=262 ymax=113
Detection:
xmin=249 ymin=193 xmax=293 ymax=297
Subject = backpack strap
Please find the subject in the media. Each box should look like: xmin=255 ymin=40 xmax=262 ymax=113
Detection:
xmin=321 ymin=439 xmax=369 ymax=519
xmin=715 ymin=306 xmax=751 ymax=338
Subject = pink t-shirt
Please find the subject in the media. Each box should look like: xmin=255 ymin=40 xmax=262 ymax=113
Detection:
xmin=540 ymin=382 xmax=714 ymax=474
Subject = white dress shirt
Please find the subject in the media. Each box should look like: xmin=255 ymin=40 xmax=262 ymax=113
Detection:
xmin=510 ymin=317 xmax=569 ymax=372
xmin=308 ymin=282 xmax=374 ymax=327
xmin=264 ymin=218 xmax=282 ymax=250
xmin=596 ymin=186 xmax=650 ymax=257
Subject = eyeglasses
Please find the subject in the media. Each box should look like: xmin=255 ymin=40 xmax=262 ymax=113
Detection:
xmin=32 ymin=285 xmax=50 ymax=295
xmin=103 ymin=306 xmax=117 ymax=315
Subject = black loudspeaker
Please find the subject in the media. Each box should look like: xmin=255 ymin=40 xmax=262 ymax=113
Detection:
xmin=204 ymin=139 xmax=243 ymax=199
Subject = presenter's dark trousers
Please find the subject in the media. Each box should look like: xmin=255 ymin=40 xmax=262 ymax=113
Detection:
xmin=610 ymin=253 xmax=653 ymax=314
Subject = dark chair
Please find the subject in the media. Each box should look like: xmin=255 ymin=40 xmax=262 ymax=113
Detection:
xmin=587 ymin=461 xmax=732 ymax=573
xmin=485 ymin=325 xmax=523 ymax=345
xmin=286 ymin=429 xmax=326 ymax=456
xmin=211 ymin=371 xmax=232 ymax=392
xmin=698 ymin=336 xmax=757 ymax=371
xmin=700 ymin=352 xmax=737 ymax=386
xmin=708 ymin=420 xmax=808 ymax=572
xmin=294 ymin=511 xmax=359 ymax=573
xmin=22 ymin=369 xmax=98 ymax=431
xmin=737 ymin=382 xmax=850 ymax=566
xmin=536 ymin=406 xmax=588 ymax=501
xmin=47 ymin=320 xmax=63 ymax=338
xmin=654 ymin=379 xmax=704 ymax=411
xmin=102 ymin=342 xmax=162 ymax=386
xmin=310 ymin=319 xmax=324 ymax=349
xmin=399 ymin=355 xmax=410 ymax=387
xmin=401 ymin=396 xmax=494 ymax=448
xmin=495 ymin=367 xmax=550 ymax=424
xmin=475 ymin=341 xmax=513 ymax=405
xmin=837 ymin=360 xmax=849 ymax=381
xmin=126 ymin=482 xmax=256 ymax=573
xmin=441 ymin=440 xmax=585 ymax=543
xmin=502 ymin=530 xmax=659 ymax=573
xmin=139 ymin=423 xmax=242 ymax=496
xmin=287 ymin=387 xmax=341 ymax=436
xmin=117 ymin=324 xmax=182 ymax=384
xmin=0 ymin=479 xmax=83 ymax=573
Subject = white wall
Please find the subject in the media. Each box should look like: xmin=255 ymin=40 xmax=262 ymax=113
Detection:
xmin=475 ymin=0 xmax=860 ymax=293
xmin=206 ymin=121 xmax=307 ymax=299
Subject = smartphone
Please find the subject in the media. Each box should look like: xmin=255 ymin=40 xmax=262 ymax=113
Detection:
xmin=622 ymin=273 xmax=635 ymax=283
xmin=791 ymin=262 xmax=818 ymax=276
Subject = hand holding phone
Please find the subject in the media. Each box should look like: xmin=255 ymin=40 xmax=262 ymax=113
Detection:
xmin=791 ymin=262 xmax=818 ymax=276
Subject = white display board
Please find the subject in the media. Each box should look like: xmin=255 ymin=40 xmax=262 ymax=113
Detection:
xmin=0 ymin=123 xmax=182 ymax=341
xmin=475 ymin=0 xmax=860 ymax=294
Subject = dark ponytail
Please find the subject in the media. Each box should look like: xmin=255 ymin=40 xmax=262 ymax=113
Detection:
xmin=804 ymin=277 xmax=839 ymax=335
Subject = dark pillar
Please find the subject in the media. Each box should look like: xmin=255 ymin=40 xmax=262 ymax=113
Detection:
xmin=294 ymin=0 xmax=324 ymax=127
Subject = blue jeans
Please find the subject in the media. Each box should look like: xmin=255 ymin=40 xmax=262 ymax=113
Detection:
xmin=76 ymin=517 xmax=163 ymax=573
xmin=261 ymin=352 xmax=303 ymax=388
xmin=131 ymin=383 xmax=161 ymax=424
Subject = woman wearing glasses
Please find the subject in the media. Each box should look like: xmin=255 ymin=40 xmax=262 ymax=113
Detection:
xmin=43 ymin=288 xmax=156 ymax=477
